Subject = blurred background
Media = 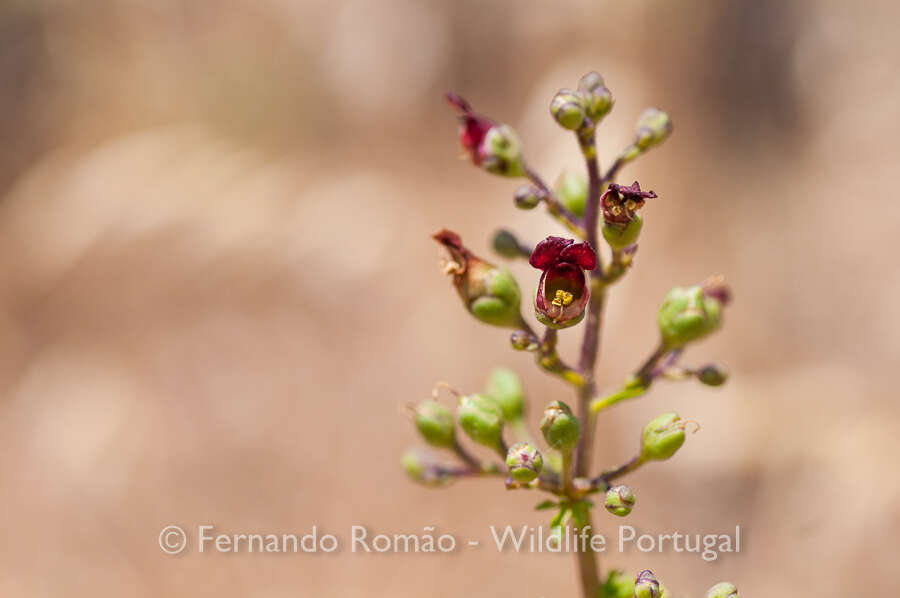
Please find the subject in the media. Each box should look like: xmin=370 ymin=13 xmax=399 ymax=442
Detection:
xmin=0 ymin=0 xmax=898 ymax=596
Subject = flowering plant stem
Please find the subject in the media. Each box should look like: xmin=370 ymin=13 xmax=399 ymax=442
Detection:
xmin=412 ymin=72 xmax=737 ymax=598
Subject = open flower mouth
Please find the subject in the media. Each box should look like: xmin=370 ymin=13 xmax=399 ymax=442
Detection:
xmin=532 ymin=251 xmax=593 ymax=326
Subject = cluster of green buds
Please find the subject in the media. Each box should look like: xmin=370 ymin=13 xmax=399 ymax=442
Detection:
xmin=405 ymin=69 xmax=737 ymax=598
xmin=549 ymin=71 xmax=613 ymax=131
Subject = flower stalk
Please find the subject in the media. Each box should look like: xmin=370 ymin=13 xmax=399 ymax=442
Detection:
xmin=406 ymin=71 xmax=736 ymax=598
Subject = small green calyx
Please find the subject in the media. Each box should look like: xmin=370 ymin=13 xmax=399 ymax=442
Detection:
xmin=482 ymin=124 xmax=525 ymax=177
xmin=492 ymin=229 xmax=526 ymax=260
xmin=414 ymin=400 xmax=455 ymax=448
xmin=641 ymin=412 xmax=694 ymax=461
xmin=634 ymin=570 xmax=661 ymax=598
xmin=514 ymin=185 xmax=541 ymax=210
xmin=601 ymin=570 xmax=635 ymax=598
xmin=697 ymin=363 xmax=729 ymax=386
xmin=705 ymin=582 xmax=739 ymax=598
xmin=434 ymin=229 xmax=524 ymax=329
xmin=509 ymin=330 xmax=539 ymax=351
xmin=402 ymin=448 xmax=452 ymax=487
xmin=604 ymin=485 xmax=636 ymax=517
xmin=458 ymin=393 xmax=505 ymax=452
xmin=555 ymin=171 xmax=587 ymax=218
xmin=484 ymin=368 xmax=525 ymax=421
xmin=618 ymin=108 xmax=672 ymax=164
xmin=550 ymin=89 xmax=586 ymax=130
xmin=506 ymin=441 xmax=543 ymax=483
xmin=602 ymin=213 xmax=643 ymax=250
xmin=540 ymin=400 xmax=581 ymax=452
xmin=635 ymin=108 xmax=672 ymax=151
xmin=657 ymin=278 xmax=730 ymax=349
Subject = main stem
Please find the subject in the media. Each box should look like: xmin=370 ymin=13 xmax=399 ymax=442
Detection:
xmin=573 ymin=127 xmax=605 ymax=598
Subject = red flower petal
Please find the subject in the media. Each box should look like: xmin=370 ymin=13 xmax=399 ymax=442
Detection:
xmin=529 ymin=236 xmax=572 ymax=270
xmin=560 ymin=242 xmax=597 ymax=271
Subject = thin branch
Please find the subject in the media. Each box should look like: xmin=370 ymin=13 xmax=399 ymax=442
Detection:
xmin=523 ymin=163 xmax=587 ymax=237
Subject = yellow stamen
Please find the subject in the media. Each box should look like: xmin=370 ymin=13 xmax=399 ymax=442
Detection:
xmin=551 ymin=289 xmax=574 ymax=307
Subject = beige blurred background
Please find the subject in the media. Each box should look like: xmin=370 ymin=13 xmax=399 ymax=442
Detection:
xmin=0 ymin=1 xmax=898 ymax=596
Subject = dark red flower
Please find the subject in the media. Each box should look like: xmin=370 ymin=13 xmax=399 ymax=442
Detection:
xmin=601 ymin=181 xmax=657 ymax=225
xmin=446 ymin=92 xmax=495 ymax=167
xmin=529 ymin=237 xmax=597 ymax=328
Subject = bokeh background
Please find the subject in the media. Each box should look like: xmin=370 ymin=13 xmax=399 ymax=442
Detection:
xmin=0 ymin=1 xmax=898 ymax=596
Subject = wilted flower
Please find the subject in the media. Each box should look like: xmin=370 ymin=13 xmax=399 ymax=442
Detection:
xmin=601 ymin=181 xmax=657 ymax=250
xmin=433 ymin=229 xmax=523 ymax=328
xmin=446 ymin=92 xmax=525 ymax=177
xmin=529 ymin=236 xmax=597 ymax=329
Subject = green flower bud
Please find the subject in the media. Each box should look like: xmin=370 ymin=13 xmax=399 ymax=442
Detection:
xmin=602 ymin=570 xmax=635 ymax=598
xmin=505 ymin=441 xmax=543 ymax=483
xmin=634 ymin=108 xmax=672 ymax=151
xmin=402 ymin=448 xmax=452 ymax=487
xmin=540 ymin=400 xmax=581 ymax=452
xmin=484 ymin=368 xmax=525 ymax=421
xmin=481 ymin=124 xmax=525 ymax=177
xmin=550 ymin=89 xmax=586 ymax=130
xmin=514 ymin=185 xmax=542 ymax=210
xmin=555 ymin=171 xmax=587 ymax=218
xmin=434 ymin=230 xmax=524 ymax=328
xmin=634 ymin=570 xmax=661 ymax=598
xmin=602 ymin=213 xmax=643 ymax=250
xmin=657 ymin=280 xmax=730 ymax=349
xmin=705 ymin=582 xmax=739 ymax=598
xmin=697 ymin=363 xmax=729 ymax=386
xmin=578 ymin=71 xmax=605 ymax=93
xmin=492 ymin=229 xmax=525 ymax=260
xmin=458 ymin=393 xmax=505 ymax=452
xmin=604 ymin=485 xmax=636 ymax=517
xmin=414 ymin=400 xmax=455 ymax=448
xmin=509 ymin=330 xmax=539 ymax=351
xmin=641 ymin=412 xmax=687 ymax=461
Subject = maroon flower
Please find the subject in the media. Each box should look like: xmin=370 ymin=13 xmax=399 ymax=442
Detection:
xmin=529 ymin=237 xmax=597 ymax=328
xmin=446 ymin=92 xmax=494 ymax=167
xmin=446 ymin=92 xmax=524 ymax=177
xmin=601 ymin=181 xmax=657 ymax=225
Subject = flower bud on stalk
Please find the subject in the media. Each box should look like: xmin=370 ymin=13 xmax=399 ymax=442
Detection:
xmin=446 ymin=92 xmax=525 ymax=177
xmin=550 ymin=89 xmax=586 ymax=130
xmin=413 ymin=400 xmax=455 ymax=448
xmin=402 ymin=448 xmax=452 ymax=487
xmin=555 ymin=171 xmax=587 ymax=218
xmin=601 ymin=181 xmax=658 ymax=250
xmin=634 ymin=570 xmax=662 ymax=598
xmin=514 ymin=185 xmax=541 ymax=210
xmin=577 ymin=71 xmax=613 ymax=122
xmin=605 ymin=485 xmax=636 ymax=517
xmin=505 ymin=441 xmax=543 ymax=483
xmin=641 ymin=412 xmax=692 ymax=461
xmin=697 ymin=363 xmax=729 ymax=386
xmin=433 ymin=229 xmax=523 ymax=328
xmin=484 ymin=368 xmax=525 ymax=422
xmin=657 ymin=277 xmax=731 ymax=349
xmin=458 ymin=394 xmax=505 ymax=453
xmin=705 ymin=582 xmax=739 ymax=598
xmin=618 ymin=108 xmax=673 ymax=164
xmin=492 ymin=229 xmax=527 ymax=260
xmin=635 ymin=108 xmax=673 ymax=151
xmin=529 ymin=236 xmax=598 ymax=329
xmin=540 ymin=400 xmax=581 ymax=452
xmin=509 ymin=330 xmax=539 ymax=352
